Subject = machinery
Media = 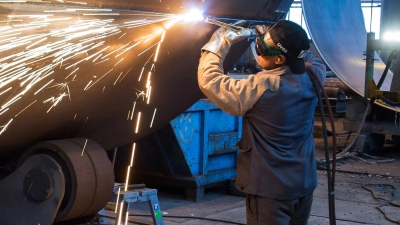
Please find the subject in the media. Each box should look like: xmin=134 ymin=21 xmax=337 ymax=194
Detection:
xmin=0 ymin=0 xmax=294 ymax=224
xmin=303 ymin=0 xmax=400 ymax=151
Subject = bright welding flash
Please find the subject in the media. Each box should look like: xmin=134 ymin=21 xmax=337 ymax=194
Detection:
xmin=180 ymin=8 xmax=204 ymax=22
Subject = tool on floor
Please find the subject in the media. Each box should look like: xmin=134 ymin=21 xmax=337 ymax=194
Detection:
xmin=104 ymin=184 xmax=164 ymax=225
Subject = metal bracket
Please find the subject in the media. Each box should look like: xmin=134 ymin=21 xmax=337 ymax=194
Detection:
xmin=0 ymin=154 xmax=65 ymax=225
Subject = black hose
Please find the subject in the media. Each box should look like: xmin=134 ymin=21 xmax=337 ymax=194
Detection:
xmin=306 ymin=64 xmax=337 ymax=225
xmin=373 ymin=95 xmax=400 ymax=106
xmin=377 ymin=50 xmax=397 ymax=89
xmin=367 ymin=94 xmax=400 ymax=120
xmin=308 ymin=69 xmax=333 ymax=224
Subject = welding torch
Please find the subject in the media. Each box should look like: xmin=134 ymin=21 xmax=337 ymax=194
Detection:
xmin=204 ymin=17 xmax=257 ymax=37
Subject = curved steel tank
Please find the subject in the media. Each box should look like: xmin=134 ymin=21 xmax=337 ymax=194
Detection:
xmin=303 ymin=0 xmax=393 ymax=96
xmin=0 ymin=0 xmax=292 ymax=158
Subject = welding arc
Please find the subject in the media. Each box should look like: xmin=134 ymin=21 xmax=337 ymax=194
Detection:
xmin=306 ymin=64 xmax=337 ymax=225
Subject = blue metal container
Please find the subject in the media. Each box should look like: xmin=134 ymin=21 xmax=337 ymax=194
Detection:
xmin=171 ymin=99 xmax=242 ymax=177
xmin=120 ymin=98 xmax=242 ymax=201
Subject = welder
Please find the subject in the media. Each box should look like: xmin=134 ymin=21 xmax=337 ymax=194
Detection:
xmin=197 ymin=20 xmax=326 ymax=224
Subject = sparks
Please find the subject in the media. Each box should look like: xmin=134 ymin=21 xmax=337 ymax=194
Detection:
xmin=101 ymin=42 xmax=131 ymax=59
xmin=80 ymin=139 xmax=88 ymax=156
xmin=138 ymin=67 xmax=145 ymax=81
xmin=161 ymin=30 xmax=166 ymax=42
xmin=85 ymin=68 xmax=113 ymax=90
xmin=65 ymin=68 xmax=79 ymax=80
xmin=114 ymin=72 xmax=123 ymax=85
xmin=124 ymin=166 xmax=131 ymax=191
xmin=130 ymin=101 xmax=136 ymax=120
xmin=150 ymin=108 xmax=157 ymax=128
xmin=130 ymin=143 xmax=136 ymax=166
xmin=135 ymin=112 xmax=141 ymax=133
xmin=138 ymin=42 xmax=159 ymax=56
xmin=0 ymin=7 xmax=197 ymax=138
xmin=135 ymin=91 xmax=145 ymax=101
xmin=15 ymin=100 xmax=37 ymax=117
xmin=117 ymin=202 xmax=124 ymax=225
xmin=45 ymin=92 xmax=68 ymax=113
xmin=0 ymin=119 xmax=13 ymax=135
xmin=115 ymin=187 xmax=121 ymax=213
xmin=146 ymin=72 xmax=152 ymax=88
xmin=0 ymin=87 xmax=12 ymax=96
xmin=146 ymin=86 xmax=152 ymax=104
xmin=84 ymin=80 xmax=92 ymax=91
xmin=119 ymin=67 xmax=132 ymax=82
xmin=114 ymin=58 xmax=124 ymax=66
xmin=154 ymin=42 xmax=162 ymax=62
xmin=32 ymin=78 xmax=55 ymax=96
xmin=0 ymin=108 xmax=9 ymax=116
xmin=125 ymin=212 xmax=129 ymax=225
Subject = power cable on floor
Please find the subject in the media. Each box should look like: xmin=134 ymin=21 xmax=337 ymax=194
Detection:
xmin=315 ymin=167 xmax=400 ymax=224
xmin=317 ymin=167 xmax=398 ymax=180
xmin=310 ymin=214 xmax=369 ymax=224
xmin=99 ymin=213 xmax=246 ymax=225
xmin=362 ymin=184 xmax=400 ymax=224
xmin=350 ymin=152 xmax=394 ymax=164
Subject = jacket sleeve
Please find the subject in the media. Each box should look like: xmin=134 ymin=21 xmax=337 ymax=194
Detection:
xmin=303 ymin=51 xmax=326 ymax=85
xmin=198 ymin=51 xmax=280 ymax=116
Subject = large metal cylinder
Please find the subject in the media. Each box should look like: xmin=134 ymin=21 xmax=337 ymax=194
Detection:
xmin=0 ymin=1 xmax=293 ymax=158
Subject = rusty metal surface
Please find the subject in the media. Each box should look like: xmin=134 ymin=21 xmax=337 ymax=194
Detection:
xmin=302 ymin=0 xmax=393 ymax=96
xmin=0 ymin=1 xmax=292 ymax=157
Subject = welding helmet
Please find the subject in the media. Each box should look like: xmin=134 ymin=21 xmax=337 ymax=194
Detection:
xmin=255 ymin=32 xmax=283 ymax=56
xmin=266 ymin=20 xmax=310 ymax=58
xmin=255 ymin=20 xmax=310 ymax=73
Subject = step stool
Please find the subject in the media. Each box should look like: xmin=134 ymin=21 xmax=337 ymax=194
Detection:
xmin=107 ymin=184 xmax=164 ymax=225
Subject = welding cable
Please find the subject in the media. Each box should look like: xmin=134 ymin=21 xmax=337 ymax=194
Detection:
xmin=310 ymin=214 xmax=370 ymax=224
xmin=362 ymin=184 xmax=400 ymax=224
xmin=98 ymin=213 xmax=246 ymax=225
xmin=350 ymin=152 xmax=394 ymax=164
xmin=316 ymin=96 xmax=370 ymax=164
xmin=366 ymin=94 xmax=400 ymax=128
xmin=370 ymin=94 xmax=400 ymax=107
xmin=306 ymin=64 xmax=337 ymax=225
xmin=337 ymin=102 xmax=370 ymax=156
xmin=377 ymin=50 xmax=397 ymax=89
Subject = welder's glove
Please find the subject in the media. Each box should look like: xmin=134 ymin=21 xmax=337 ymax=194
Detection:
xmin=202 ymin=27 xmax=253 ymax=59
xmin=254 ymin=25 xmax=268 ymax=35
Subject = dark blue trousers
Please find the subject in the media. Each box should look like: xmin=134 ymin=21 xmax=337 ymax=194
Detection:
xmin=246 ymin=192 xmax=313 ymax=225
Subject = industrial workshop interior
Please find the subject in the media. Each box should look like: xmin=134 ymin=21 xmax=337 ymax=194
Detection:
xmin=1 ymin=0 xmax=400 ymax=224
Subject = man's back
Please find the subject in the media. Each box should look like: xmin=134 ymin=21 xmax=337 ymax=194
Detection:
xmin=236 ymin=70 xmax=319 ymax=200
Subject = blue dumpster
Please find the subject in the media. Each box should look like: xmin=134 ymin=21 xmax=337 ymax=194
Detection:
xmin=116 ymin=98 xmax=242 ymax=201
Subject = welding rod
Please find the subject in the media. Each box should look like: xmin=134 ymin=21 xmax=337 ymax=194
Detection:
xmin=204 ymin=17 xmax=246 ymax=32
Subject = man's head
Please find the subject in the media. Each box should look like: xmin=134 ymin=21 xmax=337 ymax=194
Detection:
xmin=255 ymin=20 xmax=309 ymax=72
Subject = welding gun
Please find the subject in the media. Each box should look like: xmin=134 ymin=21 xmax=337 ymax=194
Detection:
xmin=202 ymin=17 xmax=256 ymax=59
xmin=204 ymin=17 xmax=257 ymax=37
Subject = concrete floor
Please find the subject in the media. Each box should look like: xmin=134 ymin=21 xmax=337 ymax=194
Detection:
xmin=100 ymin=120 xmax=400 ymax=225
